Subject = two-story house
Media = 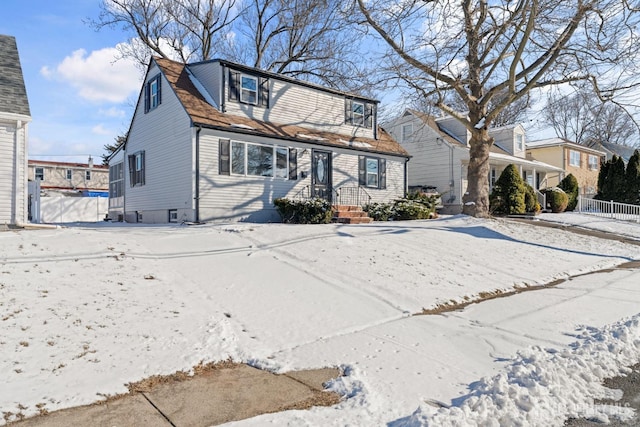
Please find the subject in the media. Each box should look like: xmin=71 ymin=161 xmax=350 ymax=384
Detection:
xmin=0 ymin=35 xmax=31 ymax=226
xmin=526 ymin=138 xmax=606 ymax=197
xmin=383 ymin=110 xmax=562 ymax=214
xmin=109 ymin=58 xmax=409 ymax=223
xmin=28 ymin=158 xmax=109 ymax=196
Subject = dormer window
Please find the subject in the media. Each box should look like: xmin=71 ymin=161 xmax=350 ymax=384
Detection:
xmin=352 ymin=102 xmax=365 ymax=126
xmin=228 ymin=69 xmax=269 ymax=107
xmin=345 ymin=99 xmax=375 ymax=128
xmin=241 ymin=75 xmax=258 ymax=105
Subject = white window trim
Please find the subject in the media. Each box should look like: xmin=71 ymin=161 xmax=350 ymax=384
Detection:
xmin=35 ymin=167 xmax=44 ymax=181
xmin=365 ymin=157 xmax=379 ymax=188
xmin=516 ymin=134 xmax=524 ymax=151
xmin=588 ymin=155 xmax=599 ymax=170
xmin=569 ymin=150 xmax=581 ymax=167
xmin=150 ymin=79 xmax=159 ymax=109
xmin=85 ymin=170 xmax=91 ymax=180
xmin=230 ymin=141 xmax=290 ymax=179
xmin=240 ymin=75 xmax=258 ymax=105
xmin=352 ymin=101 xmax=365 ymax=126
xmin=66 ymin=169 xmax=72 ymax=180
xmin=402 ymin=123 xmax=413 ymax=143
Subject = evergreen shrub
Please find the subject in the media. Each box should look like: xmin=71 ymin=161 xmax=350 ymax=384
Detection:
xmin=489 ymin=164 xmax=526 ymax=215
xmin=558 ymin=174 xmax=579 ymax=211
xmin=273 ymin=198 xmax=333 ymax=224
xmin=543 ymin=187 xmax=568 ymax=213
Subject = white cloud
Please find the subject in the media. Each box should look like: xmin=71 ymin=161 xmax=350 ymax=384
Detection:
xmin=98 ymin=107 xmax=126 ymax=118
xmin=92 ymin=124 xmax=112 ymax=135
xmin=49 ymin=45 xmax=141 ymax=103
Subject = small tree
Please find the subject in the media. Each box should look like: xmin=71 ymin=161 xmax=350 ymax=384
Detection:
xmin=601 ymin=155 xmax=626 ymax=202
xmin=596 ymin=158 xmax=611 ymax=200
xmin=558 ymin=174 xmax=579 ymax=211
xmin=489 ymin=164 xmax=526 ymax=215
xmin=625 ymin=150 xmax=640 ymax=205
xmin=524 ymin=184 xmax=540 ymax=214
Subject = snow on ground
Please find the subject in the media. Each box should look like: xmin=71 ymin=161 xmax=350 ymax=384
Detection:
xmin=1 ymin=214 xmax=640 ymax=425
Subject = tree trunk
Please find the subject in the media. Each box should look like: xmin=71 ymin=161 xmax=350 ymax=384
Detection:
xmin=462 ymin=128 xmax=493 ymax=217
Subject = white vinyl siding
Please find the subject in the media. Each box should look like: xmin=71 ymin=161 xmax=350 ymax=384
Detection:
xmin=199 ymin=129 xmax=404 ymax=221
xmin=124 ymin=64 xmax=194 ymax=218
xmin=224 ymin=77 xmax=375 ymax=139
xmin=188 ymin=62 xmax=222 ymax=104
xmin=0 ymin=123 xmax=16 ymax=223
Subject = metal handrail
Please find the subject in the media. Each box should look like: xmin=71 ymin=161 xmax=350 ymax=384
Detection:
xmin=335 ymin=186 xmax=373 ymax=206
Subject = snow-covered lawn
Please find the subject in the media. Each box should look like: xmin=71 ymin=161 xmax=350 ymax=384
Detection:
xmin=2 ymin=214 xmax=640 ymax=425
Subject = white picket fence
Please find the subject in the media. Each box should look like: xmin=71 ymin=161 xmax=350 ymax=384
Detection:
xmin=577 ymin=196 xmax=640 ymax=223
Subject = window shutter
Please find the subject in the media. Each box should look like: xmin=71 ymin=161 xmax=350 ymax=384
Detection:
xmin=219 ymin=139 xmax=230 ymax=175
xmin=156 ymin=75 xmax=162 ymax=106
xmin=144 ymin=82 xmax=150 ymax=113
xmin=140 ymin=151 xmax=146 ymax=185
xmin=345 ymin=99 xmax=353 ymax=124
xmin=259 ymin=77 xmax=269 ymax=108
xmin=379 ymin=158 xmax=386 ymax=189
xmin=128 ymin=155 xmax=136 ymax=187
xmin=229 ymin=71 xmax=240 ymax=101
xmin=358 ymin=156 xmax=366 ymax=186
xmin=364 ymin=103 xmax=374 ymax=128
xmin=288 ymin=148 xmax=297 ymax=180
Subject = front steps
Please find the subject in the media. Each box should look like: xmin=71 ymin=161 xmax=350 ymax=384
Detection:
xmin=332 ymin=205 xmax=373 ymax=224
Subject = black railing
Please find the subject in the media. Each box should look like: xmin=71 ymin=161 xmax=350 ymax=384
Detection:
xmin=335 ymin=186 xmax=372 ymax=206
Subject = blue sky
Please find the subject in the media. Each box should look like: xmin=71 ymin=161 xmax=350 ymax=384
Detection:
xmin=1 ymin=1 xmax=141 ymax=164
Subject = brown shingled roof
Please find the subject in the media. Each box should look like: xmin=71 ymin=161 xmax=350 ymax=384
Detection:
xmin=155 ymin=58 xmax=409 ymax=158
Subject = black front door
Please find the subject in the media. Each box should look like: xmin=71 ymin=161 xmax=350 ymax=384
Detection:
xmin=311 ymin=150 xmax=332 ymax=201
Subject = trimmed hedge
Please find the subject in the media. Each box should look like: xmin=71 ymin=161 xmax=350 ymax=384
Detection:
xmin=273 ymin=198 xmax=333 ymax=224
xmin=558 ymin=174 xmax=579 ymax=211
xmin=363 ymin=191 xmax=438 ymax=221
xmin=543 ymin=187 xmax=569 ymax=213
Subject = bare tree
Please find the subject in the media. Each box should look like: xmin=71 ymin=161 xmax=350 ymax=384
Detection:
xmin=93 ymin=0 xmax=369 ymax=91
xmin=357 ymin=0 xmax=640 ymax=217
xmin=220 ymin=0 xmax=368 ymax=90
xmin=92 ymin=0 xmax=238 ymax=67
xmin=544 ymin=88 xmax=639 ymax=146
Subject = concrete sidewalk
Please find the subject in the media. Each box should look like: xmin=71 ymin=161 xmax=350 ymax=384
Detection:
xmin=10 ymin=364 xmax=341 ymax=427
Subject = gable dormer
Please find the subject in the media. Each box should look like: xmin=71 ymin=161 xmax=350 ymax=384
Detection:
xmin=227 ymin=69 xmax=270 ymax=108
xmin=490 ymin=124 xmax=526 ymax=158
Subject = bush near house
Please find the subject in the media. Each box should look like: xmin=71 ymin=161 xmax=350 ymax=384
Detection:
xmin=489 ymin=164 xmax=527 ymax=215
xmin=542 ymin=187 xmax=569 ymax=213
xmin=274 ymin=198 xmax=333 ymax=224
xmin=558 ymin=174 xmax=579 ymax=211
xmin=524 ymin=184 xmax=541 ymax=214
xmin=363 ymin=191 xmax=438 ymax=221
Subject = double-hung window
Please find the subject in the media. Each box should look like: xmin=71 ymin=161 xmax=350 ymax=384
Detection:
xmin=128 ymin=151 xmax=145 ymax=187
xmin=358 ymin=156 xmax=386 ymax=189
xmin=569 ymin=150 xmax=581 ymax=167
xmin=144 ymin=74 xmax=162 ymax=113
xmin=66 ymin=169 xmax=72 ymax=180
xmin=35 ymin=167 xmax=44 ymax=181
xmin=345 ymin=99 xmax=374 ymax=128
xmin=588 ymin=155 xmax=599 ymax=170
xmin=85 ymin=170 xmax=91 ymax=181
xmin=352 ymin=102 xmax=365 ymax=126
xmin=401 ymin=124 xmax=413 ymax=143
xmin=221 ymin=139 xmax=297 ymax=180
xmin=240 ymin=75 xmax=258 ymax=105
xmin=516 ymin=134 xmax=524 ymax=151
xmin=109 ymin=162 xmax=124 ymax=198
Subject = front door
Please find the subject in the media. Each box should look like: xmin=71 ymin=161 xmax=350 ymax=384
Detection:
xmin=311 ymin=150 xmax=332 ymax=201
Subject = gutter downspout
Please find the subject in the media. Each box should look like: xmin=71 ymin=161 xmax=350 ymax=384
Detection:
xmin=195 ymin=126 xmax=201 ymax=223
xmin=404 ymin=157 xmax=409 ymax=197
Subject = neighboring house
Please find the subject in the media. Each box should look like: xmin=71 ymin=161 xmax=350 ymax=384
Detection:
xmin=0 ymin=35 xmax=31 ymax=226
xmin=383 ymin=110 xmax=563 ymax=213
xmin=526 ymin=138 xmax=606 ymax=197
xmin=109 ymin=57 xmax=409 ymax=223
xmin=28 ymin=158 xmax=109 ymax=196
xmin=585 ymin=140 xmax=637 ymax=164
